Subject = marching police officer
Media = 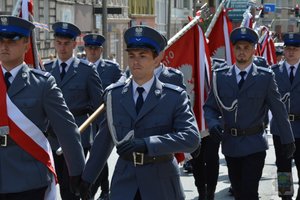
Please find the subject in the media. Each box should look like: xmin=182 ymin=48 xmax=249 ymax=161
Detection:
xmin=271 ymin=33 xmax=300 ymax=200
xmin=83 ymin=34 xmax=122 ymax=89
xmin=79 ymin=25 xmax=200 ymax=200
xmin=203 ymin=27 xmax=295 ymax=200
xmin=0 ymin=16 xmax=85 ymax=199
xmin=44 ymin=22 xmax=103 ymax=200
xmin=83 ymin=34 xmax=122 ymax=200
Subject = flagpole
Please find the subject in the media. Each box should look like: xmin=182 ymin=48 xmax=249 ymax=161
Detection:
xmin=205 ymin=0 xmax=227 ymax=38
xmin=11 ymin=0 xmax=22 ymax=16
xmin=240 ymin=0 xmax=257 ymax=27
xmin=56 ymin=104 xmax=105 ymax=155
xmin=165 ymin=9 xmax=204 ymax=50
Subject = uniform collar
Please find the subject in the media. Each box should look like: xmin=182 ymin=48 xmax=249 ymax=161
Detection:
xmin=2 ymin=63 xmax=24 ymax=82
xmin=285 ymin=60 xmax=300 ymax=72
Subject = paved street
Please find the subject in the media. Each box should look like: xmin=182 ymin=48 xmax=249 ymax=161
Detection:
xmin=57 ymin=133 xmax=299 ymax=199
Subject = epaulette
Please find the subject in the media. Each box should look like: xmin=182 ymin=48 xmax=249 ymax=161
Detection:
xmin=80 ymin=59 xmax=92 ymax=66
xmin=103 ymin=59 xmax=119 ymax=66
xmin=257 ymin=66 xmax=273 ymax=73
xmin=167 ymin=67 xmax=182 ymax=75
xmin=30 ymin=68 xmax=51 ymax=77
xmin=105 ymin=81 xmax=126 ymax=91
xmin=213 ymin=65 xmax=230 ymax=72
xmin=43 ymin=60 xmax=54 ymax=66
xmin=163 ymin=83 xmax=184 ymax=93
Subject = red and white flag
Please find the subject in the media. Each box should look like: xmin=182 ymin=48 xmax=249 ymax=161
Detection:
xmin=162 ymin=18 xmax=212 ymax=163
xmin=13 ymin=0 xmax=40 ymax=68
xmin=207 ymin=9 xmax=235 ymax=65
xmin=258 ymin=27 xmax=276 ymax=65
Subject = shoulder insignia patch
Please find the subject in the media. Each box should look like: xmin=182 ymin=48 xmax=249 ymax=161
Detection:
xmin=31 ymin=68 xmax=51 ymax=77
xmin=214 ymin=65 xmax=230 ymax=72
xmin=257 ymin=66 xmax=272 ymax=73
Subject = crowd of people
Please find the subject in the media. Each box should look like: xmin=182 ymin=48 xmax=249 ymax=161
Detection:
xmin=0 ymin=13 xmax=300 ymax=200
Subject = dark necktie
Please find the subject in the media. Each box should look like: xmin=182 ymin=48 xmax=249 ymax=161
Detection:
xmin=135 ymin=87 xmax=145 ymax=114
xmin=60 ymin=62 xmax=67 ymax=79
xmin=238 ymin=71 xmax=247 ymax=89
xmin=290 ymin=66 xmax=295 ymax=84
xmin=4 ymin=72 xmax=12 ymax=89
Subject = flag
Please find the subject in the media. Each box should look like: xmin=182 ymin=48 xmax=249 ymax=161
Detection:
xmin=162 ymin=19 xmax=212 ymax=163
xmin=207 ymin=9 xmax=235 ymax=65
xmin=258 ymin=27 xmax=276 ymax=65
xmin=13 ymin=0 xmax=40 ymax=68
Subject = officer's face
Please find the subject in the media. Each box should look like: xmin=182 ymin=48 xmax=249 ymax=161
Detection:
xmin=284 ymin=46 xmax=300 ymax=65
xmin=233 ymin=41 xmax=255 ymax=67
xmin=0 ymin=37 xmax=29 ymax=70
xmin=85 ymin=46 xmax=102 ymax=63
xmin=127 ymin=48 xmax=160 ymax=85
xmin=54 ymin=37 xmax=76 ymax=61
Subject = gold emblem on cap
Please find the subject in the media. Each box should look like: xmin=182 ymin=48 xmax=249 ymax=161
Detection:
xmin=0 ymin=17 xmax=8 ymax=26
xmin=92 ymin=35 xmax=97 ymax=40
xmin=289 ymin=33 xmax=294 ymax=39
xmin=135 ymin=27 xmax=143 ymax=37
xmin=241 ymin=28 xmax=247 ymax=34
xmin=62 ymin=23 xmax=68 ymax=29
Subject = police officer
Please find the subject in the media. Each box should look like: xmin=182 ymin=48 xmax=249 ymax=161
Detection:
xmin=79 ymin=25 xmax=200 ymax=200
xmin=271 ymin=33 xmax=300 ymax=200
xmin=203 ymin=27 xmax=295 ymax=200
xmin=83 ymin=33 xmax=122 ymax=200
xmin=44 ymin=22 xmax=103 ymax=200
xmin=0 ymin=16 xmax=85 ymax=199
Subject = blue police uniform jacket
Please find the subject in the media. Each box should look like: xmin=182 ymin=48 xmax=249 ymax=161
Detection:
xmin=82 ymin=78 xmax=200 ymax=200
xmin=44 ymin=58 xmax=103 ymax=149
xmin=157 ymin=64 xmax=186 ymax=90
xmin=271 ymin=62 xmax=300 ymax=139
xmin=0 ymin=64 xmax=85 ymax=193
xmin=95 ymin=59 xmax=122 ymax=89
xmin=204 ymin=64 xmax=294 ymax=157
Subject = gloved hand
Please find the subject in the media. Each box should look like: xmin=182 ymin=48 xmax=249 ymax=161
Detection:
xmin=281 ymin=142 xmax=296 ymax=159
xmin=116 ymin=138 xmax=147 ymax=157
xmin=209 ymin=125 xmax=224 ymax=143
xmin=69 ymin=175 xmax=81 ymax=196
xmin=79 ymin=179 xmax=92 ymax=200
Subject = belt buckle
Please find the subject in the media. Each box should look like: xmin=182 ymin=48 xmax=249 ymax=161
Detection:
xmin=289 ymin=114 xmax=295 ymax=122
xmin=230 ymin=128 xmax=238 ymax=136
xmin=133 ymin=152 xmax=144 ymax=166
xmin=0 ymin=135 xmax=7 ymax=147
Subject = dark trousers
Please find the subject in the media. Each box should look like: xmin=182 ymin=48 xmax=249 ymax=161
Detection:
xmin=191 ymin=136 xmax=220 ymax=197
xmin=0 ymin=186 xmax=47 ymax=200
xmin=225 ymin=151 xmax=266 ymax=200
xmin=53 ymin=148 xmax=89 ymax=200
xmin=91 ymin=162 xmax=110 ymax=196
xmin=273 ymin=135 xmax=300 ymax=198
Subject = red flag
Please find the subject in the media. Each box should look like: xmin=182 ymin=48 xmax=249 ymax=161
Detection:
xmin=162 ymin=20 xmax=212 ymax=163
xmin=207 ymin=9 xmax=235 ymax=65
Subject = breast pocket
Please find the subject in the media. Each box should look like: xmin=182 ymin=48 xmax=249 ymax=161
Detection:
xmin=68 ymin=84 xmax=86 ymax=98
xmin=142 ymin=115 xmax=171 ymax=136
xmin=219 ymin=89 xmax=235 ymax=105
